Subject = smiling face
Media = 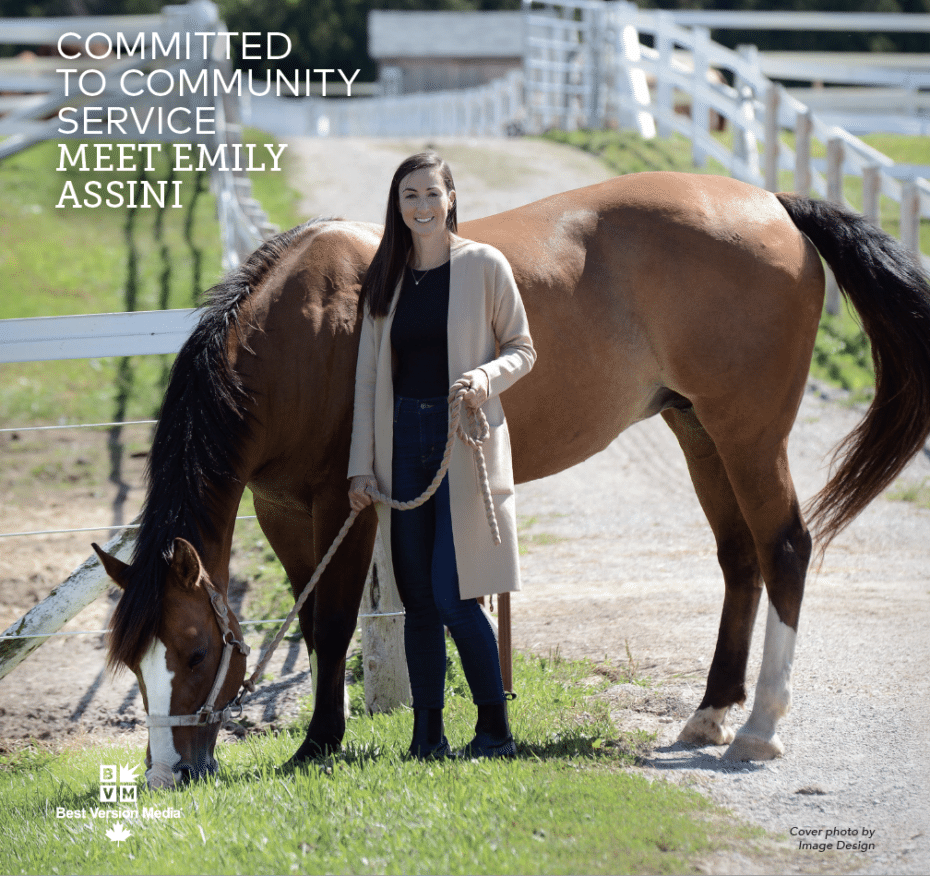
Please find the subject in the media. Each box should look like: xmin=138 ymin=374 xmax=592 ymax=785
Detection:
xmin=397 ymin=166 xmax=455 ymax=244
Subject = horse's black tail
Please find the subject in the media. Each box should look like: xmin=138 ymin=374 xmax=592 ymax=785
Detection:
xmin=777 ymin=192 xmax=930 ymax=547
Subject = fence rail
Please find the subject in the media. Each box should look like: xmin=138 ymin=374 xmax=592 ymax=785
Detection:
xmin=307 ymin=70 xmax=524 ymax=137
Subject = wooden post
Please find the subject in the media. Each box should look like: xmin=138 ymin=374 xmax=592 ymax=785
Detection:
xmin=795 ymin=108 xmax=812 ymax=197
xmin=498 ymin=592 xmax=513 ymax=694
xmin=654 ymin=11 xmax=674 ymax=138
xmin=733 ymin=45 xmax=759 ymax=182
xmin=863 ymin=165 xmax=881 ymax=227
xmin=359 ymin=528 xmax=411 ymax=714
xmin=0 ymin=525 xmax=136 ymax=681
xmin=617 ymin=16 xmax=656 ymax=139
xmin=900 ymin=181 xmax=920 ymax=257
xmin=584 ymin=1 xmax=602 ymax=130
xmin=690 ymin=26 xmax=710 ymax=168
xmin=825 ymin=137 xmax=845 ymax=316
xmin=764 ymin=83 xmax=780 ymax=192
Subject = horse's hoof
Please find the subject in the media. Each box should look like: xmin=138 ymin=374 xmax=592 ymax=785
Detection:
xmin=282 ymin=739 xmax=337 ymax=769
xmin=723 ymin=731 xmax=784 ymax=762
xmin=678 ymin=706 xmax=734 ymax=746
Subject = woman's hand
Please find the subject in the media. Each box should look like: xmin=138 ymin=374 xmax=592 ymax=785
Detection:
xmin=348 ymin=475 xmax=379 ymax=512
xmin=461 ymin=369 xmax=489 ymax=410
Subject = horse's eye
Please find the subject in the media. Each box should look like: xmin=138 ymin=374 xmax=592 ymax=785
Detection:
xmin=188 ymin=647 xmax=208 ymax=669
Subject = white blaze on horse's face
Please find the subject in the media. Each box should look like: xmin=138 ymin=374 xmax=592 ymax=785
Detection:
xmin=137 ymin=637 xmax=183 ymax=788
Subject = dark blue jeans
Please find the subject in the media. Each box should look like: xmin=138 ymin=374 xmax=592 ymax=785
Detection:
xmin=391 ymin=395 xmax=505 ymax=709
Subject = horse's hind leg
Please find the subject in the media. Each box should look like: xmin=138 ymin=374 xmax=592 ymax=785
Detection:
xmin=662 ymin=407 xmax=765 ymax=746
xmin=691 ymin=406 xmax=812 ymax=761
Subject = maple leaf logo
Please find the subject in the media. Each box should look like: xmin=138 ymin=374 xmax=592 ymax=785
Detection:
xmin=106 ymin=822 xmax=132 ymax=846
xmin=119 ymin=763 xmax=141 ymax=784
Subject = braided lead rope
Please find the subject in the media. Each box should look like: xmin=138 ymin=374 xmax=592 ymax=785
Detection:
xmin=241 ymin=379 xmax=500 ymax=696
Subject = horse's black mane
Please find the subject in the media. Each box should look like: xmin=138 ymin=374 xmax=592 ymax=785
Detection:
xmin=107 ymin=218 xmax=335 ymax=672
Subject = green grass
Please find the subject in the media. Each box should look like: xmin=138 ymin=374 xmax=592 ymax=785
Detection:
xmin=517 ymin=514 xmax=567 ymax=555
xmin=887 ymin=478 xmax=930 ymax=509
xmin=0 ymin=652 xmax=767 ymax=876
xmin=543 ymin=128 xmax=731 ymax=177
xmin=0 ymin=129 xmax=301 ymax=428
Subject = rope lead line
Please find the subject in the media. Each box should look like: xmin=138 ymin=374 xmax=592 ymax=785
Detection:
xmin=241 ymin=379 xmax=500 ymax=696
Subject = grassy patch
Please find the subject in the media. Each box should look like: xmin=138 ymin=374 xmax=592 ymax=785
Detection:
xmin=887 ymin=478 xmax=930 ymax=510
xmin=517 ymin=513 xmax=567 ymax=555
xmin=0 ymin=129 xmax=301 ymax=429
xmin=0 ymin=651 xmax=769 ymax=876
xmin=543 ymin=128 xmax=730 ymax=177
xmin=810 ymin=307 xmax=875 ymax=395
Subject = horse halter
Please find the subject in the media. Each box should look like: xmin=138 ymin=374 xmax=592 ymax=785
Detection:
xmin=144 ymin=583 xmax=251 ymax=729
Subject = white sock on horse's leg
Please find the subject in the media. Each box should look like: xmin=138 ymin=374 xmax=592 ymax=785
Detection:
xmin=725 ymin=601 xmax=795 ymax=761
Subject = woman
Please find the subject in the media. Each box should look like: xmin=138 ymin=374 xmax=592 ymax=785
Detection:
xmin=347 ymin=152 xmax=536 ymax=759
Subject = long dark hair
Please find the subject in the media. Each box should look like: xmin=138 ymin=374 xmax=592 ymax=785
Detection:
xmin=359 ymin=152 xmax=457 ymax=317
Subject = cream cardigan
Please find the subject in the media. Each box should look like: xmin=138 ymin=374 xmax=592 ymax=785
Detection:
xmin=348 ymin=235 xmax=536 ymax=599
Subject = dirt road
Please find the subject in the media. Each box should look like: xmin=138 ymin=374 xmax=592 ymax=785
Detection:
xmin=2 ymin=137 xmax=928 ymax=875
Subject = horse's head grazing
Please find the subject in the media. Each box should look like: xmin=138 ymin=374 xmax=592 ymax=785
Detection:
xmin=93 ymin=538 xmax=249 ymax=789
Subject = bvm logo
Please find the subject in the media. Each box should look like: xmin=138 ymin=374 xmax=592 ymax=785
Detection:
xmin=99 ymin=763 xmax=141 ymax=803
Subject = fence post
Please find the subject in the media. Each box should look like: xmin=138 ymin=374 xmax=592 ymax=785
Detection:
xmin=616 ymin=6 xmax=656 ymax=139
xmin=863 ymin=165 xmax=881 ymax=227
xmin=825 ymin=137 xmax=845 ymax=315
xmin=795 ymin=108 xmax=813 ymax=197
xmin=764 ymin=83 xmax=780 ymax=192
xmin=654 ymin=11 xmax=674 ymax=138
xmin=900 ymin=181 xmax=921 ymax=257
xmin=584 ymin=0 xmax=603 ymax=129
xmin=360 ymin=530 xmax=411 ymax=714
xmin=733 ymin=45 xmax=757 ymax=179
xmin=690 ymin=26 xmax=711 ymax=168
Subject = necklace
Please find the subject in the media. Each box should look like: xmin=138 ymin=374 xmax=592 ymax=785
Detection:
xmin=409 ymin=265 xmax=431 ymax=286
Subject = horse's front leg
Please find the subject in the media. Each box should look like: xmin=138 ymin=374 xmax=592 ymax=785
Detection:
xmin=298 ymin=488 xmax=377 ymax=758
xmin=253 ymin=490 xmax=376 ymax=761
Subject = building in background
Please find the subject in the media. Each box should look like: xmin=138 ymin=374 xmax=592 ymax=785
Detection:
xmin=369 ymin=10 xmax=523 ymax=95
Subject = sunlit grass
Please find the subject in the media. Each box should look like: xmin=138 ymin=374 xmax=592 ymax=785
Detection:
xmin=0 ymin=651 xmax=766 ymax=876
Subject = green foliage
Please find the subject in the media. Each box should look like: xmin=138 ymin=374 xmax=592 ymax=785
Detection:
xmin=811 ymin=308 xmax=875 ymax=394
xmin=0 ymin=652 xmax=770 ymax=876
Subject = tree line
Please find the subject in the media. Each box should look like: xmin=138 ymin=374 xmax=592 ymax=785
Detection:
xmin=2 ymin=1 xmax=928 ymax=76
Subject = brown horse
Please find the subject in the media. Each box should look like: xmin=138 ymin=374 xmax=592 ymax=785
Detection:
xmin=94 ymin=172 xmax=930 ymax=786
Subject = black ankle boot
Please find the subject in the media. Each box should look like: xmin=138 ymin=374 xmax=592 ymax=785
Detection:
xmin=408 ymin=708 xmax=452 ymax=760
xmin=461 ymin=702 xmax=516 ymax=759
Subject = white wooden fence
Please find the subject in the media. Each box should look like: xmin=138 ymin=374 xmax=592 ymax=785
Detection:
xmin=308 ymin=69 xmax=525 ymax=137
xmin=519 ymin=0 xmax=930 ymax=302
xmin=0 ymin=308 xmax=411 ymax=715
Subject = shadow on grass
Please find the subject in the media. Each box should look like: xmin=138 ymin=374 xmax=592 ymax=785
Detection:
xmin=260 ymin=730 xmax=646 ymax=778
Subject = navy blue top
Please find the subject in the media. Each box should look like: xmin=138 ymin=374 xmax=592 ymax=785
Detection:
xmin=391 ymin=261 xmax=451 ymax=399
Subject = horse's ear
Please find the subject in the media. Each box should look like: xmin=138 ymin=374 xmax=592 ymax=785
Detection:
xmin=92 ymin=543 xmax=130 ymax=589
xmin=169 ymin=538 xmax=204 ymax=590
